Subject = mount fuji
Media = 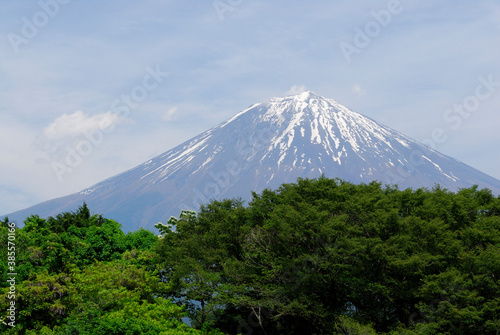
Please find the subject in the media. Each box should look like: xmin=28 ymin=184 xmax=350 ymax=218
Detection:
xmin=5 ymin=91 xmax=500 ymax=232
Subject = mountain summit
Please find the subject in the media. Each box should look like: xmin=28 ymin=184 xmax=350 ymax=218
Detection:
xmin=6 ymin=91 xmax=500 ymax=231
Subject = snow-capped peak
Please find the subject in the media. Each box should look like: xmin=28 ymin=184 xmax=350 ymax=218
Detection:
xmin=293 ymin=90 xmax=320 ymax=101
xmin=9 ymin=92 xmax=500 ymax=232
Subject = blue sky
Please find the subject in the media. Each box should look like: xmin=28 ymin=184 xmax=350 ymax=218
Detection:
xmin=1 ymin=0 xmax=499 ymax=215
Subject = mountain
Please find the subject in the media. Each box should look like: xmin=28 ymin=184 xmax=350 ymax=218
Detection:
xmin=5 ymin=91 xmax=500 ymax=232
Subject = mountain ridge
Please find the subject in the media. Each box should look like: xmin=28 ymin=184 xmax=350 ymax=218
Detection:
xmin=5 ymin=91 xmax=500 ymax=231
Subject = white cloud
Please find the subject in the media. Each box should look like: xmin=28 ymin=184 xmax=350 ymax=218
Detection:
xmin=162 ymin=107 xmax=178 ymax=121
xmin=43 ymin=111 xmax=122 ymax=140
xmin=286 ymin=85 xmax=308 ymax=95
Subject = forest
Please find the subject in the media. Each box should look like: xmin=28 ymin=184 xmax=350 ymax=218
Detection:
xmin=1 ymin=177 xmax=500 ymax=334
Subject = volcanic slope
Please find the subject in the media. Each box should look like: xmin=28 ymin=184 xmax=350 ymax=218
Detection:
xmin=6 ymin=91 xmax=500 ymax=231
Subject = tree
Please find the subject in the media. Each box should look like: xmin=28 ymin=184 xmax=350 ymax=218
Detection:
xmin=155 ymin=177 xmax=500 ymax=334
xmin=1 ymin=204 xmax=219 ymax=334
xmin=156 ymin=199 xmax=248 ymax=329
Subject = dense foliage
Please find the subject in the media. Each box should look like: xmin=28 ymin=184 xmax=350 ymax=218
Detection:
xmin=156 ymin=177 xmax=500 ymax=334
xmin=0 ymin=204 xmax=221 ymax=335
xmin=1 ymin=177 xmax=500 ymax=334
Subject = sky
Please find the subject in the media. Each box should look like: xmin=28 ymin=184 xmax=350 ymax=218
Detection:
xmin=1 ymin=0 xmax=499 ymax=216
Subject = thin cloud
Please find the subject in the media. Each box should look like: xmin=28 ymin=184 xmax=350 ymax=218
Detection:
xmin=286 ymin=85 xmax=308 ymax=95
xmin=43 ymin=111 xmax=122 ymax=140
xmin=162 ymin=107 xmax=178 ymax=121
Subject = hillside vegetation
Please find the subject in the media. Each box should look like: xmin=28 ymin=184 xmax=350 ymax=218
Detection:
xmin=2 ymin=177 xmax=500 ymax=334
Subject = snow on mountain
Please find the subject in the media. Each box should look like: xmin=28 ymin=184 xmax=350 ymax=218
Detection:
xmin=5 ymin=91 xmax=500 ymax=232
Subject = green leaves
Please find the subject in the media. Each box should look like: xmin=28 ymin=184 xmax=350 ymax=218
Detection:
xmin=156 ymin=178 xmax=500 ymax=334
xmin=2 ymin=178 xmax=500 ymax=334
xmin=0 ymin=204 xmax=216 ymax=335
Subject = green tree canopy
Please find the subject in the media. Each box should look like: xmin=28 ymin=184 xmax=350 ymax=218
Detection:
xmin=156 ymin=177 xmax=500 ymax=334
